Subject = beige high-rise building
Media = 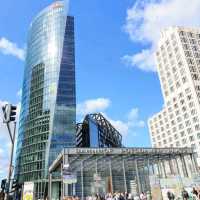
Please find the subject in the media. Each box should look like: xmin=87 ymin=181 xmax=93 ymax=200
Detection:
xmin=148 ymin=27 xmax=200 ymax=164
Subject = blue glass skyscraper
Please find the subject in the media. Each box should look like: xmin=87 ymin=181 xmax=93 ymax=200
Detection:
xmin=15 ymin=1 xmax=76 ymax=193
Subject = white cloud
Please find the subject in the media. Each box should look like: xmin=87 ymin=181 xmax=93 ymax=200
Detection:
xmin=102 ymin=113 xmax=129 ymax=136
xmin=122 ymin=49 xmax=156 ymax=72
xmin=128 ymin=107 xmax=139 ymax=120
xmin=102 ymin=107 xmax=145 ymax=136
xmin=77 ymin=98 xmax=111 ymax=116
xmin=0 ymin=148 xmax=4 ymax=155
xmin=0 ymin=37 xmax=25 ymax=61
xmin=123 ymin=0 xmax=200 ymax=72
xmin=77 ymin=98 xmax=145 ymax=137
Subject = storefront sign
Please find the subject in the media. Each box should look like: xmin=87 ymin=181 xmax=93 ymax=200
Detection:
xmin=70 ymin=147 xmax=192 ymax=155
xmin=23 ymin=182 xmax=34 ymax=200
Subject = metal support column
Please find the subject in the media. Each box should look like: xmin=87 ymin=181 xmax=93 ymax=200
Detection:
xmin=135 ymin=158 xmax=141 ymax=194
xmin=109 ymin=158 xmax=113 ymax=194
xmin=175 ymin=157 xmax=181 ymax=176
xmin=96 ymin=157 xmax=98 ymax=174
xmin=48 ymin=174 xmax=52 ymax=200
xmin=5 ymin=122 xmax=16 ymax=200
xmin=152 ymin=164 xmax=155 ymax=175
xmin=169 ymin=158 xmax=174 ymax=175
xmin=81 ymin=161 xmax=84 ymax=200
xmin=157 ymin=160 xmax=161 ymax=178
xmin=192 ymin=154 xmax=199 ymax=174
xmin=181 ymin=155 xmax=188 ymax=177
xmin=63 ymin=154 xmax=69 ymax=197
xmin=147 ymin=158 xmax=151 ymax=191
xmin=61 ymin=163 xmax=63 ymax=200
xmin=122 ymin=159 xmax=127 ymax=193
xmin=141 ymin=166 xmax=146 ymax=191
xmin=162 ymin=161 xmax=167 ymax=178
xmin=147 ymin=159 xmax=150 ymax=176
xmin=190 ymin=154 xmax=197 ymax=174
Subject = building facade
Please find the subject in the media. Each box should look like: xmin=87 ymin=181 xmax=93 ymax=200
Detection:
xmin=148 ymin=27 xmax=200 ymax=164
xmin=15 ymin=0 xmax=76 ymax=192
xmin=49 ymin=147 xmax=199 ymax=199
xmin=76 ymin=113 xmax=122 ymax=148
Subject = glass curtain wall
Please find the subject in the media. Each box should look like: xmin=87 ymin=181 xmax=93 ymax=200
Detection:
xmin=15 ymin=2 xmax=76 ymax=194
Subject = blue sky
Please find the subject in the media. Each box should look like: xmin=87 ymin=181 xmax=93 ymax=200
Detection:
xmin=1 ymin=0 xmax=200 ymax=180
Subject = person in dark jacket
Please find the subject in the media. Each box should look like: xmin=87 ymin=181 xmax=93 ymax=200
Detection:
xmin=192 ymin=187 xmax=198 ymax=197
xmin=182 ymin=189 xmax=189 ymax=200
xmin=167 ymin=191 xmax=175 ymax=200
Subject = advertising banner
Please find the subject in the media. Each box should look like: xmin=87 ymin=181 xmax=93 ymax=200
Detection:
xmin=23 ymin=182 xmax=34 ymax=200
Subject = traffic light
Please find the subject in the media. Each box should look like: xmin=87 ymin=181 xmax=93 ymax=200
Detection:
xmin=11 ymin=179 xmax=18 ymax=192
xmin=9 ymin=105 xmax=17 ymax=122
xmin=1 ymin=179 xmax=6 ymax=191
xmin=2 ymin=104 xmax=17 ymax=123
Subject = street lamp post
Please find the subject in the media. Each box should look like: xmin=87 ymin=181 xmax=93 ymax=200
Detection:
xmin=2 ymin=104 xmax=17 ymax=200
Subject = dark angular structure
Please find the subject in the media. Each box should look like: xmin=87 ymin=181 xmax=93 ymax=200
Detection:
xmin=76 ymin=113 xmax=122 ymax=148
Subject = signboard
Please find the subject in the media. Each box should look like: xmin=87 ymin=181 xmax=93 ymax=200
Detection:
xmin=64 ymin=147 xmax=193 ymax=156
xmin=23 ymin=182 xmax=34 ymax=200
xmin=94 ymin=173 xmax=101 ymax=181
xmin=149 ymin=176 xmax=163 ymax=200
xmin=63 ymin=164 xmax=77 ymax=184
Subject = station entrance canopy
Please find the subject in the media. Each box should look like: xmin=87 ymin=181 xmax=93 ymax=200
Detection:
xmin=49 ymin=147 xmax=199 ymax=199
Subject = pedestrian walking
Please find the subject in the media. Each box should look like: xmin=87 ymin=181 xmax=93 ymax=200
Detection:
xmin=182 ymin=189 xmax=189 ymax=200
xmin=167 ymin=191 xmax=175 ymax=200
xmin=192 ymin=187 xmax=198 ymax=199
xmin=139 ymin=192 xmax=147 ymax=200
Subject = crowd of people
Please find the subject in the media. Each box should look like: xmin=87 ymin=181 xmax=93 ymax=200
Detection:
xmin=63 ymin=188 xmax=200 ymax=200
xmin=64 ymin=192 xmax=151 ymax=200
xmin=167 ymin=187 xmax=200 ymax=200
xmin=86 ymin=192 xmax=151 ymax=200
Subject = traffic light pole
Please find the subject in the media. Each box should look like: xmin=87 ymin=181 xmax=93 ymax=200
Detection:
xmin=4 ymin=121 xmax=16 ymax=200
xmin=2 ymin=104 xmax=17 ymax=200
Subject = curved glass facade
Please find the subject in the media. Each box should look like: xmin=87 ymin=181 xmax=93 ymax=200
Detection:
xmin=15 ymin=1 xmax=76 ymax=184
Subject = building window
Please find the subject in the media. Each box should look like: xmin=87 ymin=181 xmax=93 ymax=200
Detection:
xmin=179 ymin=31 xmax=185 ymax=36
xmin=182 ymin=76 xmax=187 ymax=83
xmin=179 ymin=124 xmax=184 ymax=130
xmin=187 ymin=58 xmax=194 ymax=65
xmin=185 ymin=51 xmax=192 ymax=57
xmin=182 ymin=138 xmax=187 ymax=144
xmin=191 ymin=109 xmax=197 ymax=115
xmin=189 ymin=136 xmax=195 ymax=142
xmin=185 ymin=120 xmax=191 ymax=127
xmin=192 ymin=74 xmax=199 ymax=81
xmin=187 ymin=95 xmax=192 ymax=100
xmin=195 ymin=124 xmax=200 ymax=131
xmin=193 ymin=117 xmax=199 ymax=123
xmin=180 ymin=131 xmax=185 ymax=137
xmin=191 ymin=143 xmax=196 ymax=149
xmin=176 ymin=141 xmax=180 ymax=147
xmin=187 ymin=128 xmax=192 ymax=134
xmin=174 ymin=134 xmax=178 ymax=139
